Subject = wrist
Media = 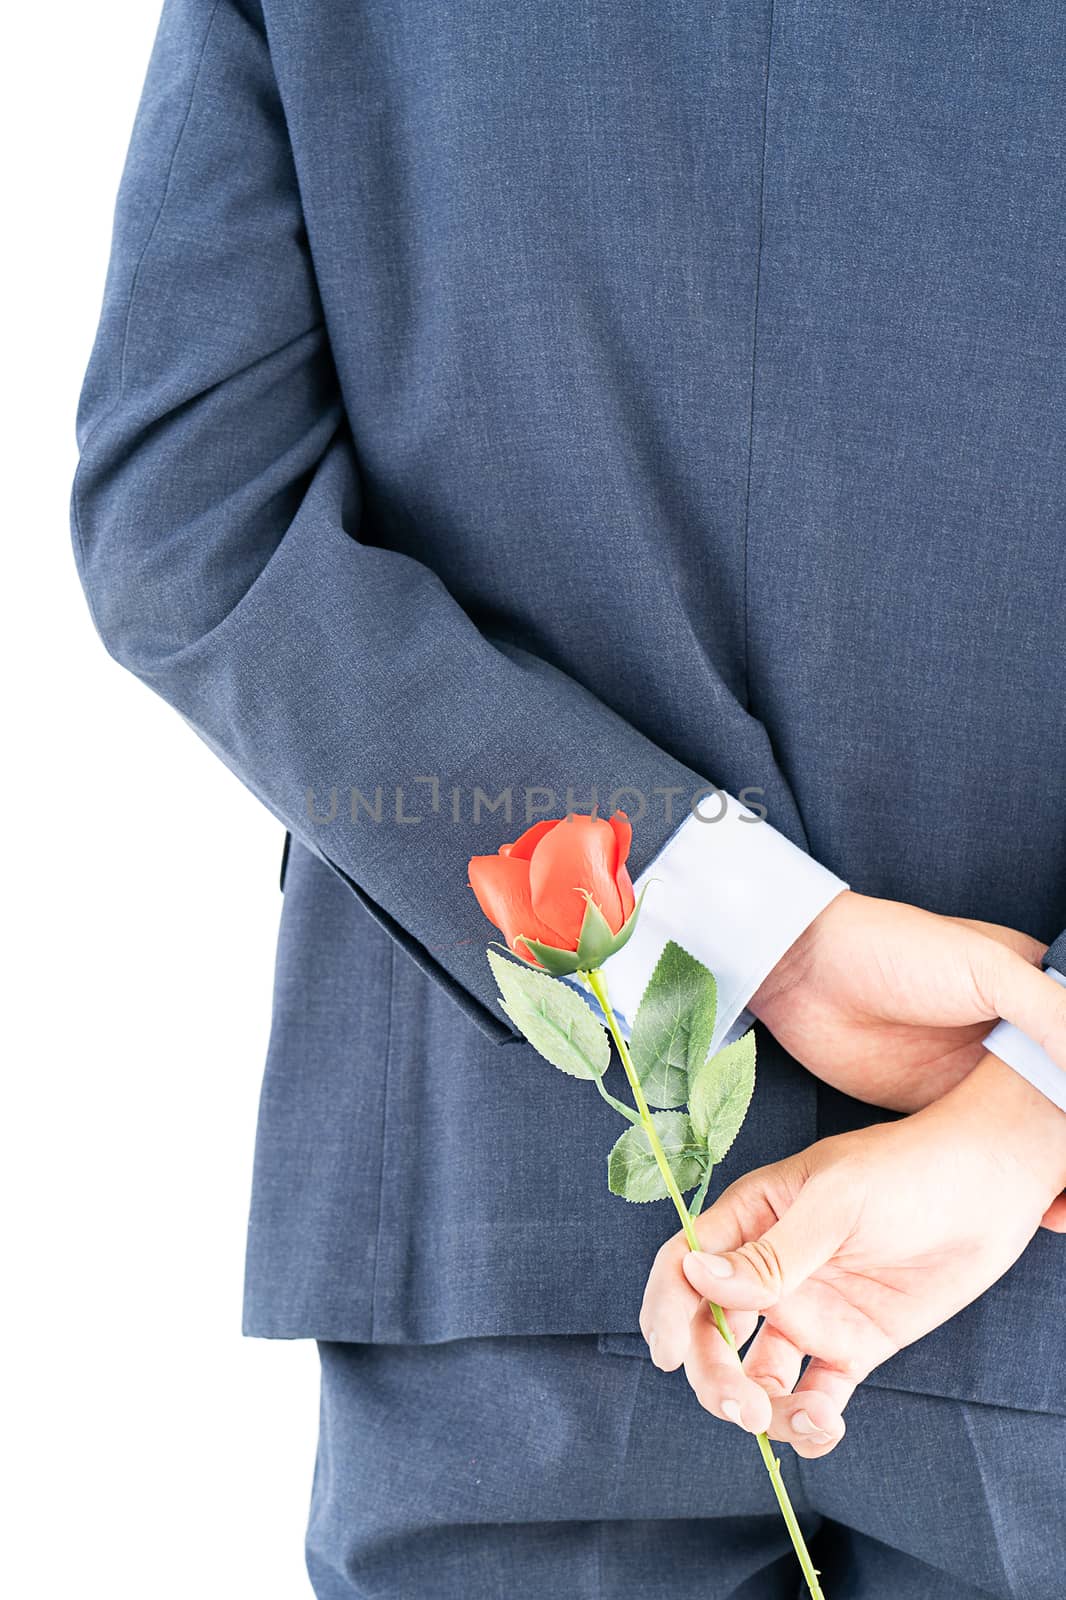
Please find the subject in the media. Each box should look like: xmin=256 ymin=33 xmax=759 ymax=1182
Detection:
xmin=936 ymin=1052 xmax=1066 ymax=1198
xmin=749 ymin=888 xmax=859 ymax=1019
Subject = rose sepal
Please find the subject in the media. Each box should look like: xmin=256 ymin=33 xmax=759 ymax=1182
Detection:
xmin=516 ymin=883 xmax=650 ymax=975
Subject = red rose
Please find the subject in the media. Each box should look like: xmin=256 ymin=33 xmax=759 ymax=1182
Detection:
xmin=468 ymin=812 xmax=636 ymax=967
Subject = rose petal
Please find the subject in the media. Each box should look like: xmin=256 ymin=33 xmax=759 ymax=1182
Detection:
xmin=528 ymin=814 xmax=624 ymax=942
xmin=468 ymin=853 xmax=571 ymax=961
xmin=499 ymin=818 xmax=561 ymax=861
xmin=608 ymin=812 xmax=636 ymax=919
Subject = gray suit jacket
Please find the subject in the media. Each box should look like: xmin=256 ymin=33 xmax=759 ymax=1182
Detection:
xmin=72 ymin=0 xmax=1066 ymax=1412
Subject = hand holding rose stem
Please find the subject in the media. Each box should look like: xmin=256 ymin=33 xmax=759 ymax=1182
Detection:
xmin=469 ymin=812 xmax=827 ymax=1600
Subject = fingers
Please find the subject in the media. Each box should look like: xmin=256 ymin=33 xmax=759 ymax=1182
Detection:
xmin=639 ymin=1231 xmax=702 ymax=1370
xmin=793 ymin=1357 xmax=859 ymax=1416
xmin=640 ymin=1162 xmax=864 ymax=1458
xmin=741 ymin=1319 xmax=803 ymax=1399
xmin=948 ymin=916 xmax=1046 ymax=967
xmin=784 ymin=1402 xmax=847 ymax=1457
xmin=973 ymin=941 xmax=1066 ymax=1071
xmin=639 ymin=1237 xmax=755 ymax=1371
xmin=784 ymin=1358 xmax=856 ymax=1455
xmin=681 ymin=1175 xmax=848 ymax=1314
xmin=684 ymin=1314 xmax=851 ymax=1457
xmin=1040 ymin=1193 xmax=1066 ymax=1233
xmin=743 ymin=1326 xmax=848 ymax=1458
xmin=640 ymin=1282 xmax=753 ymax=1373
xmin=682 ymin=1301 xmax=774 ymax=1434
xmin=640 ymin=1186 xmax=755 ymax=1370
xmin=642 ymin=1158 xmax=835 ymax=1363
xmin=741 ymin=1321 xmax=820 ymax=1449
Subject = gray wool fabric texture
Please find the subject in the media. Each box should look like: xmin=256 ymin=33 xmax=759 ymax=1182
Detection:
xmin=308 ymin=1336 xmax=1066 ymax=1599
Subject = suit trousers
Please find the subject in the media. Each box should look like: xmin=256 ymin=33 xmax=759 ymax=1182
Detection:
xmin=306 ymin=1334 xmax=1066 ymax=1600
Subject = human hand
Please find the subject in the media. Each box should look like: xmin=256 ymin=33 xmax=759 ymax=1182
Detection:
xmin=750 ymin=889 xmax=1063 ymax=1111
xmin=640 ymin=1053 xmax=1066 ymax=1458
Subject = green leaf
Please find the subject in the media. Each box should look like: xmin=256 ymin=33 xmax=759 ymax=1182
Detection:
xmin=687 ymin=1165 xmax=713 ymax=1221
xmin=607 ymin=1110 xmax=708 ymax=1203
xmin=487 ymin=949 xmax=609 ymax=1079
xmin=628 ymin=941 xmax=717 ymax=1108
xmin=688 ymin=1030 xmax=756 ymax=1163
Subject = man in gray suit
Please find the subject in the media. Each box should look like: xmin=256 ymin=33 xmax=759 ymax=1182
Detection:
xmin=73 ymin=0 xmax=1066 ymax=1593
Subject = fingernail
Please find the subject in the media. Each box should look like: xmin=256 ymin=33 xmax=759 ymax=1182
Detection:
xmin=721 ymin=1399 xmax=743 ymax=1425
xmin=793 ymin=1409 xmax=832 ymax=1443
xmin=692 ymin=1252 xmax=734 ymax=1279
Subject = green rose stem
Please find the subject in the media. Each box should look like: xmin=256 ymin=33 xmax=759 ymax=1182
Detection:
xmin=584 ymin=966 xmax=826 ymax=1600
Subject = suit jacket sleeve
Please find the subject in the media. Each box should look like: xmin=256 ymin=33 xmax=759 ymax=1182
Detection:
xmin=1046 ymin=932 xmax=1066 ymax=976
xmin=72 ymin=0 xmax=742 ymax=1039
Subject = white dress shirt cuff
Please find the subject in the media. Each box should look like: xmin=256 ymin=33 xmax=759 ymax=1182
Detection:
xmin=984 ymin=968 xmax=1066 ymax=1114
xmin=598 ymin=791 xmax=849 ymax=1052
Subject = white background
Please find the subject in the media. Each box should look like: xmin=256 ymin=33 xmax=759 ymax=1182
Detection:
xmin=4 ymin=5 xmax=319 ymax=1593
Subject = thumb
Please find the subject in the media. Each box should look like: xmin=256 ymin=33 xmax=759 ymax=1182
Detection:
xmin=975 ymin=941 xmax=1066 ymax=1072
xmin=682 ymin=1177 xmax=849 ymax=1311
